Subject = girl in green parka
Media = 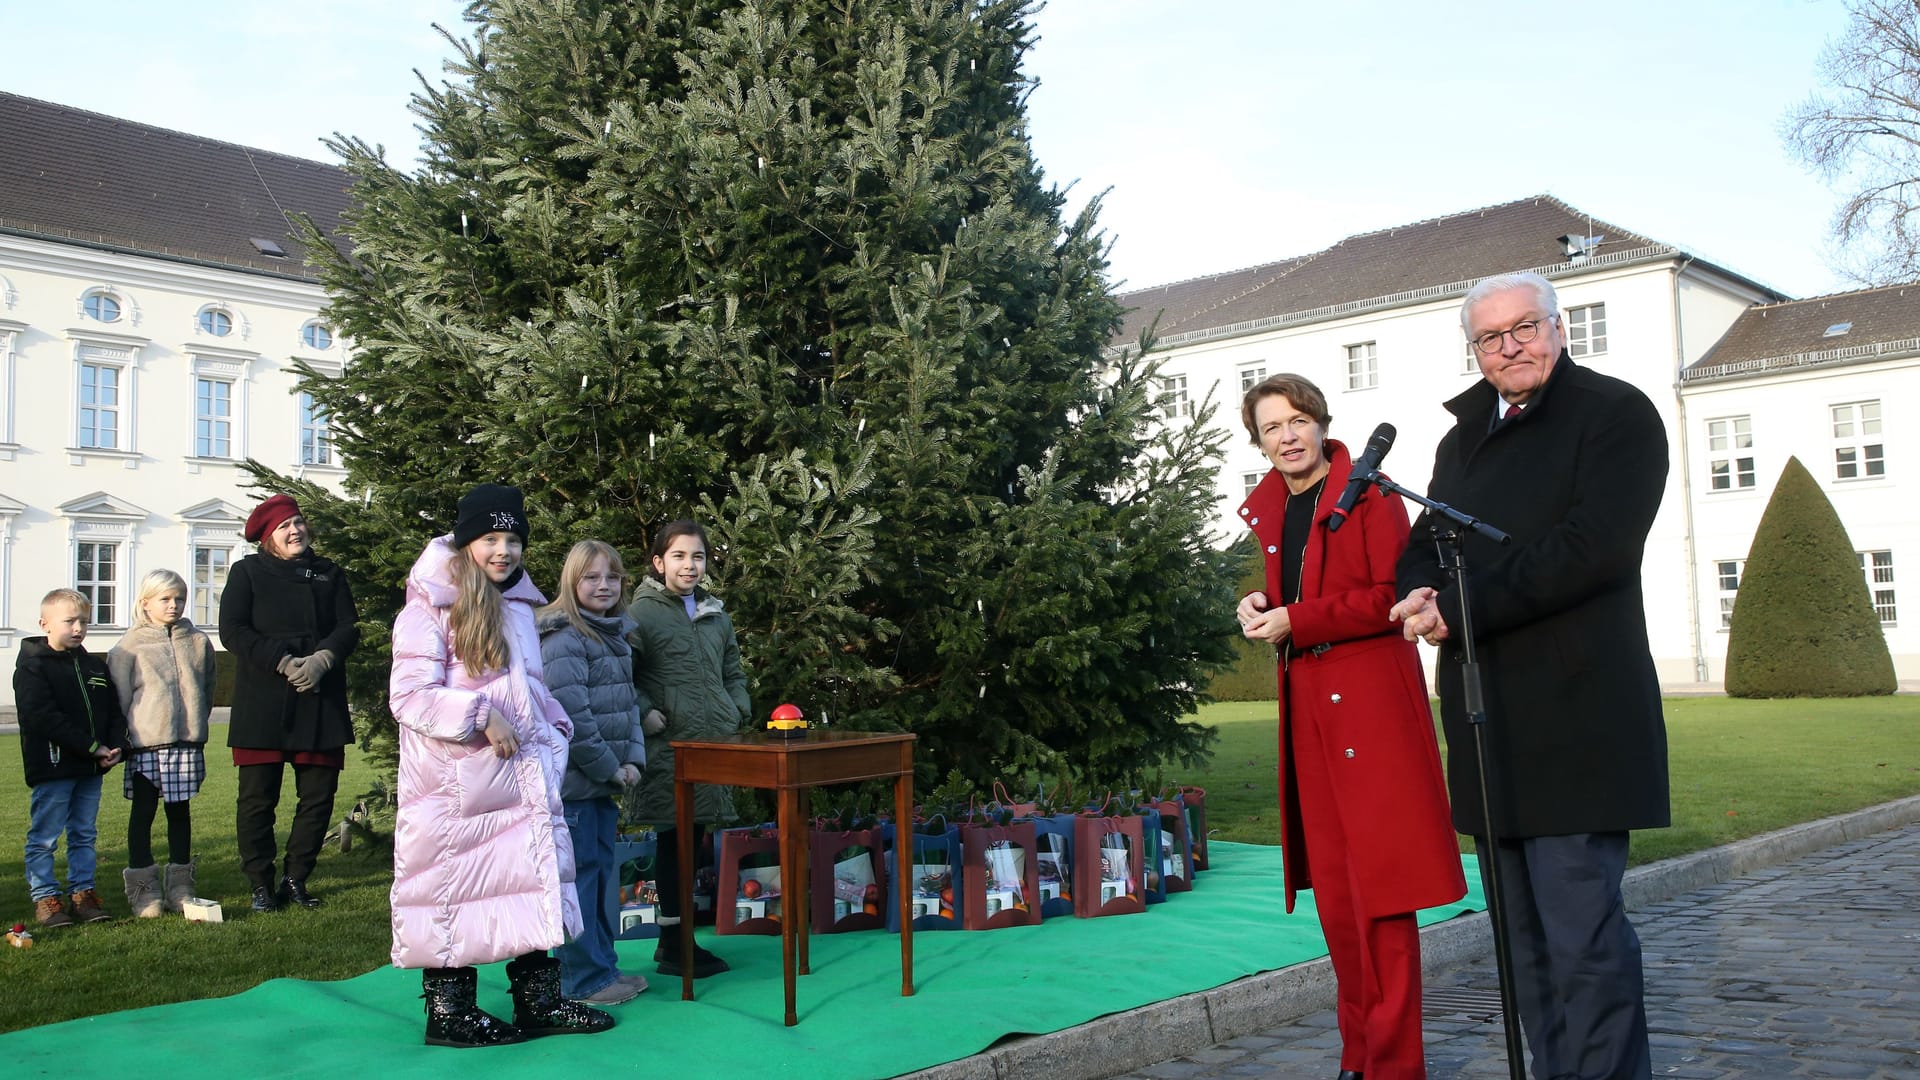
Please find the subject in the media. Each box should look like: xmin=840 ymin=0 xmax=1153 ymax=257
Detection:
xmin=625 ymin=520 xmax=750 ymax=979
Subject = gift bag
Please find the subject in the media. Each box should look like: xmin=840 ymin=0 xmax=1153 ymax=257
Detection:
xmin=715 ymin=824 xmax=783 ymax=935
xmin=1180 ymin=785 xmax=1211 ymax=872
xmin=1145 ymin=796 xmax=1195 ymax=894
xmin=613 ymin=832 xmax=661 ymax=941
xmin=1071 ymin=812 xmax=1145 ymax=918
xmin=960 ymin=820 xmax=1040 ymax=930
xmin=1136 ymin=807 xmax=1168 ymax=906
xmin=882 ymin=817 xmax=962 ymax=932
xmin=810 ymin=825 xmax=887 ymax=934
xmin=1031 ymin=814 xmax=1076 ymax=919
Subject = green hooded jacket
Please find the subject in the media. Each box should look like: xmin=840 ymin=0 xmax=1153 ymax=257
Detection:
xmin=624 ymin=576 xmax=752 ymax=826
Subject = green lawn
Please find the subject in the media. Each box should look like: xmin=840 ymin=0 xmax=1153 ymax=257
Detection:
xmin=1197 ymin=697 xmax=1920 ymax=864
xmin=2 ymin=696 xmax=1916 ymax=1033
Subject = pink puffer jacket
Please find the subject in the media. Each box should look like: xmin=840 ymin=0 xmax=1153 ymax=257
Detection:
xmin=389 ymin=535 xmax=581 ymax=970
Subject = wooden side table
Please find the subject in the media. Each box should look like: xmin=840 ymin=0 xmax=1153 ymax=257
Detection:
xmin=672 ymin=730 xmax=916 ymax=1025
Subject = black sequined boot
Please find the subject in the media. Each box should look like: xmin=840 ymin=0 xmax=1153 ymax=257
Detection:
xmin=423 ymin=967 xmax=526 ymax=1048
xmin=506 ymin=953 xmax=615 ymax=1037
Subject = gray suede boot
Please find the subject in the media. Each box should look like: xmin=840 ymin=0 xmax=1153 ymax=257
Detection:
xmin=123 ymin=864 xmax=163 ymax=918
xmin=163 ymin=860 xmax=197 ymax=914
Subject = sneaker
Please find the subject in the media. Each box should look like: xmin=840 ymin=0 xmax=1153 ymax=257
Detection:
xmin=572 ymin=979 xmax=642 ymax=1006
xmin=614 ymin=973 xmax=650 ymax=994
xmin=34 ymin=896 xmax=73 ymax=928
xmin=68 ymin=888 xmax=112 ymax=923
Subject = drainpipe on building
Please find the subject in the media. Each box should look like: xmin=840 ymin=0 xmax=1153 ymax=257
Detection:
xmin=1669 ymin=259 xmax=1711 ymax=684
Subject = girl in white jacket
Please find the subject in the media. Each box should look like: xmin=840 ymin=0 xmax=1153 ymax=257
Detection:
xmin=107 ymin=569 xmax=215 ymax=918
xmin=388 ymin=484 xmax=615 ymax=1048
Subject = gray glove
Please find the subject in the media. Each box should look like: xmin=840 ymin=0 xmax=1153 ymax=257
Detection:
xmin=286 ymin=650 xmax=335 ymax=693
xmin=276 ymin=655 xmax=297 ymax=677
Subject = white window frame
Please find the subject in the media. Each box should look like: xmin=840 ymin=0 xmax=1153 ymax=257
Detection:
xmin=1462 ymin=338 xmax=1482 ymax=375
xmin=1831 ymin=400 xmax=1885 ymax=481
xmin=1238 ymin=364 xmax=1268 ymax=394
xmin=298 ymin=391 xmax=339 ymax=468
xmin=1705 ymin=415 xmax=1755 ymax=492
xmin=60 ymin=493 xmax=147 ymax=630
xmin=1565 ymin=302 xmax=1607 ymax=357
xmin=180 ymin=500 xmax=246 ymax=629
xmin=1714 ymin=559 xmax=1742 ymax=631
xmin=1157 ymin=374 xmax=1194 ymax=420
xmin=1345 ymin=341 xmax=1378 ymax=391
xmin=0 ymin=492 xmax=22 ymax=640
xmin=300 ymin=320 xmax=334 ymax=351
xmin=0 ymin=318 xmax=23 ymax=460
xmin=184 ymin=346 xmax=256 ymax=468
xmin=79 ymin=286 xmax=135 ymax=325
xmin=1242 ymin=471 xmax=1262 ymax=498
xmin=1858 ymin=550 xmax=1896 ymax=625
xmin=195 ymin=376 xmax=235 ymax=458
xmin=66 ymin=328 xmax=147 ymax=463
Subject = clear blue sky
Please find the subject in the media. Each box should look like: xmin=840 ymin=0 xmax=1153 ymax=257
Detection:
xmin=5 ymin=0 xmax=1857 ymax=297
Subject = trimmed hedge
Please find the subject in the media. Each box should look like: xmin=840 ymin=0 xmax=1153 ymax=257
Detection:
xmin=1725 ymin=456 xmax=1896 ymax=698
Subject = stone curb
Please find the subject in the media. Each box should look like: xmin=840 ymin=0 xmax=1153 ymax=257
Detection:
xmin=898 ymin=793 xmax=1920 ymax=1080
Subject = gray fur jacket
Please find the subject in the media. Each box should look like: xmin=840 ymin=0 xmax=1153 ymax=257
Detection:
xmin=537 ymin=609 xmax=647 ymax=802
xmin=106 ymin=620 xmax=217 ymax=750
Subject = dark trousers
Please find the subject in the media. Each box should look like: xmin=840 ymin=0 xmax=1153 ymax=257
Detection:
xmin=1475 ymin=832 xmax=1650 ymax=1080
xmin=654 ymin=824 xmax=707 ymax=921
xmin=235 ymin=763 xmax=339 ymax=889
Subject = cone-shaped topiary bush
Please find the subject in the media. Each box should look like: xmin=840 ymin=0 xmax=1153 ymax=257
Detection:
xmin=1725 ymin=456 xmax=1895 ymax=697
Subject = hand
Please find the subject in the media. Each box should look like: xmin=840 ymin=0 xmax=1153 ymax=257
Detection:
xmin=1241 ymin=604 xmax=1292 ymax=645
xmin=286 ymin=658 xmax=317 ymax=693
xmin=641 ymin=709 xmax=667 ymax=736
xmin=483 ymin=708 xmax=519 ymax=759
xmin=307 ymin=650 xmax=336 ymax=679
xmin=1390 ymin=587 xmax=1450 ymax=645
xmin=1236 ymin=591 xmax=1270 ymax=629
xmin=617 ymin=763 xmax=641 ymax=788
xmin=276 ymin=655 xmax=297 ymax=677
xmin=94 ymin=747 xmax=121 ymax=768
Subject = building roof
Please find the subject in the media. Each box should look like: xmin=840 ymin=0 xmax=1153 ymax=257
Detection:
xmin=0 ymin=91 xmax=354 ymax=281
xmin=1684 ymin=283 xmax=1920 ymax=382
xmin=1113 ymin=194 xmax=1775 ymax=347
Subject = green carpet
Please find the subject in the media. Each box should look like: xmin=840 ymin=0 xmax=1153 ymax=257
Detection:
xmin=0 ymin=843 xmax=1483 ymax=1078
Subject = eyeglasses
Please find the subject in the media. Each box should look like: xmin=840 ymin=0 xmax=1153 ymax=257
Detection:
xmin=1470 ymin=315 xmax=1557 ymax=355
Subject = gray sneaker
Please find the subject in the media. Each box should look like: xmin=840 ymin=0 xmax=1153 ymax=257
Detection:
xmin=572 ymin=979 xmax=642 ymax=1006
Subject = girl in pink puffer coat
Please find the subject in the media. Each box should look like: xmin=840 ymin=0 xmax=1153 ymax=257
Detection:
xmin=388 ymin=484 xmax=615 ymax=1049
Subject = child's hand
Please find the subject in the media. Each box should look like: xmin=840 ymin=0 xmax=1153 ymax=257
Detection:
xmin=94 ymin=747 xmax=121 ymax=768
xmin=483 ymin=709 xmax=519 ymax=759
xmin=641 ymin=709 xmax=667 ymax=736
xmin=617 ymin=763 xmax=641 ymax=788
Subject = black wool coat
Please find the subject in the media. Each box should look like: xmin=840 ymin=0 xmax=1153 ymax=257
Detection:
xmin=219 ymin=551 xmax=359 ymax=753
xmin=1396 ymin=354 xmax=1671 ymax=838
xmin=13 ymin=639 xmax=126 ymax=786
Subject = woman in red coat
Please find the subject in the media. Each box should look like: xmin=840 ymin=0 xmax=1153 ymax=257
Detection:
xmin=1235 ymin=374 xmax=1465 ymax=1080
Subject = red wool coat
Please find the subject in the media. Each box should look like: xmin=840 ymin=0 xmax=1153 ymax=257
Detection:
xmin=1238 ymin=439 xmax=1466 ymax=919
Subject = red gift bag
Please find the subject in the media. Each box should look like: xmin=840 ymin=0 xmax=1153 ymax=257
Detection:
xmin=715 ymin=824 xmax=783 ymax=935
xmin=1144 ymin=796 xmax=1194 ymax=894
xmin=1071 ymin=812 xmax=1145 ymax=918
xmin=1181 ymin=785 xmax=1211 ymax=872
xmin=959 ymin=819 xmax=1040 ymax=929
xmin=810 ymin=825 xmax=887 ymax=933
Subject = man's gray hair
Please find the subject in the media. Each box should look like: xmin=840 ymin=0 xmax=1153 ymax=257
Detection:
xmin=1460 ymin=271 xmax=1560 ymax=334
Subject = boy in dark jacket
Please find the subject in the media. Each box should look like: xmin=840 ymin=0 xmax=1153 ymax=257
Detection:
xmin=14 ymin=588 xmax=126 ymax=926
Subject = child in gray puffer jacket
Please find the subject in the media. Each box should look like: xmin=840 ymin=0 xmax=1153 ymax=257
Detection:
xmin=537 ymin=540 xmax=648 ymax=1007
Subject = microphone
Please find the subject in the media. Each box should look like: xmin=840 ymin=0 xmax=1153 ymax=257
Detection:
xmin=1326 ymin=423 xmax=1395 ymax=533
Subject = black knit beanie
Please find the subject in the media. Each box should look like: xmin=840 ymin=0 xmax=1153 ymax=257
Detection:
xmin=452 ymin=484 xmax=530 ymax=549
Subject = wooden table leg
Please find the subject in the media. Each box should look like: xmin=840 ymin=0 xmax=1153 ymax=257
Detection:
xmin=678 ymin=777 xmax=695 ymax=1002
xmin=777 ymin=781 xmax=802 ymax=1026
xmin=895 ymin=752 xmax=914 ymax=997
xmin=796 ymin=797 xmax=811 ymax=977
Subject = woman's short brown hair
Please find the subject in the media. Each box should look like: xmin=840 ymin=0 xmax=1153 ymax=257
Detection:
xmin=1240 ymin=374 xmax=1331 ymax=444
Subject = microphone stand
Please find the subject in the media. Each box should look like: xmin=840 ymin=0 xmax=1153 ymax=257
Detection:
xmin=1366 ymin=469 xmax=1525 ymax=1080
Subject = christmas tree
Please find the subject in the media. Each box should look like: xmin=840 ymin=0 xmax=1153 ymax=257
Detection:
xmin=253 ymin=0 xmax=1236 ymax=787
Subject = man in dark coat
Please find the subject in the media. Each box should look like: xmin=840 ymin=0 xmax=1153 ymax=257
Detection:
xmin=1393 ymin=271 xmax=1668 ymax=1080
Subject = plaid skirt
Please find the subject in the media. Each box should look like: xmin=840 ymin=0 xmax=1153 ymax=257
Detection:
xmin=124 ymin=745 xmax=207 ymax=803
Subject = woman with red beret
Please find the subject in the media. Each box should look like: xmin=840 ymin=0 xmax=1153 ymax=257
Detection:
xmin=219 ymin=494 xmax=359 ymax=913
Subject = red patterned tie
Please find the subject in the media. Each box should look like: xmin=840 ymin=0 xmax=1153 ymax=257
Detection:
xmin=1503 ymin=403 xmax=1521 ymax=421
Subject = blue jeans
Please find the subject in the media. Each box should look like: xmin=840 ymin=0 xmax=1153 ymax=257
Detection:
xmin=556 ymin=797 xmax=621 ymax=998
xmin=26 ymin=775 xmax=103 ymax=900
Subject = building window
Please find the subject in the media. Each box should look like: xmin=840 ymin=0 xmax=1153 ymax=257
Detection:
xmin=1716 ymin=560 xmax=1742 ymax=630
xmin=1463 ymin=338 xmax=1481 ymax=374
xmin=1239 ymin=364 xmax=1268 ymax=394
xmin=1242 ymin=471 xmax=1262 ymax=498
xmin=195 ymin=378 xmax=233 ymax=458
xmin=1858 ymin=550 xmax=1896 ymax=624
xmin=301 ymin=322 xmax=333 ymax=350
xmin=82 ymin=291 xmax=122 ymax=323
xmin=192 ymin=546 xmax=230 ymax=626
xmin=300 ymin=393 xmax=333 ymax=466
xmin=78 ymin=362 xmax=122 ymax=449
xmin=1566 ymin=303 xmax=1607 ymax=357
xmin=1706 ymin=416 xmax=1755 ymax=491
xmin=1158 ymin=375 xmax=1193 ymax=419
xmin=76 ymin=541 xmax=120 ymax=626
xmin=1832 ymin=400 xmax=1885 ymax=480
xmin=197 ymin=307 xmax=233 ymax=337
xmin=1346 ymin=342 xmax=1378 ymax=390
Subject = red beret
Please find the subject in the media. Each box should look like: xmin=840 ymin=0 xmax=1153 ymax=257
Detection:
xmin=244 ymin=494 xmax=302 ymax=542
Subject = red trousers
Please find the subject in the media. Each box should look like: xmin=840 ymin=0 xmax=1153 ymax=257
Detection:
xmin=1292 ymin=704 xmax=1426 ymax=1079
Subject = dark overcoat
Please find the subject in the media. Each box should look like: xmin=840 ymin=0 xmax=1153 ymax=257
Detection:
xmin=219 ymin=551 xmax=359 ymax=752
xmin=1395 ymin=354 xmax=1670 ymax=838
xmin=1240 ymin=439 xmax=1466 ymax=918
